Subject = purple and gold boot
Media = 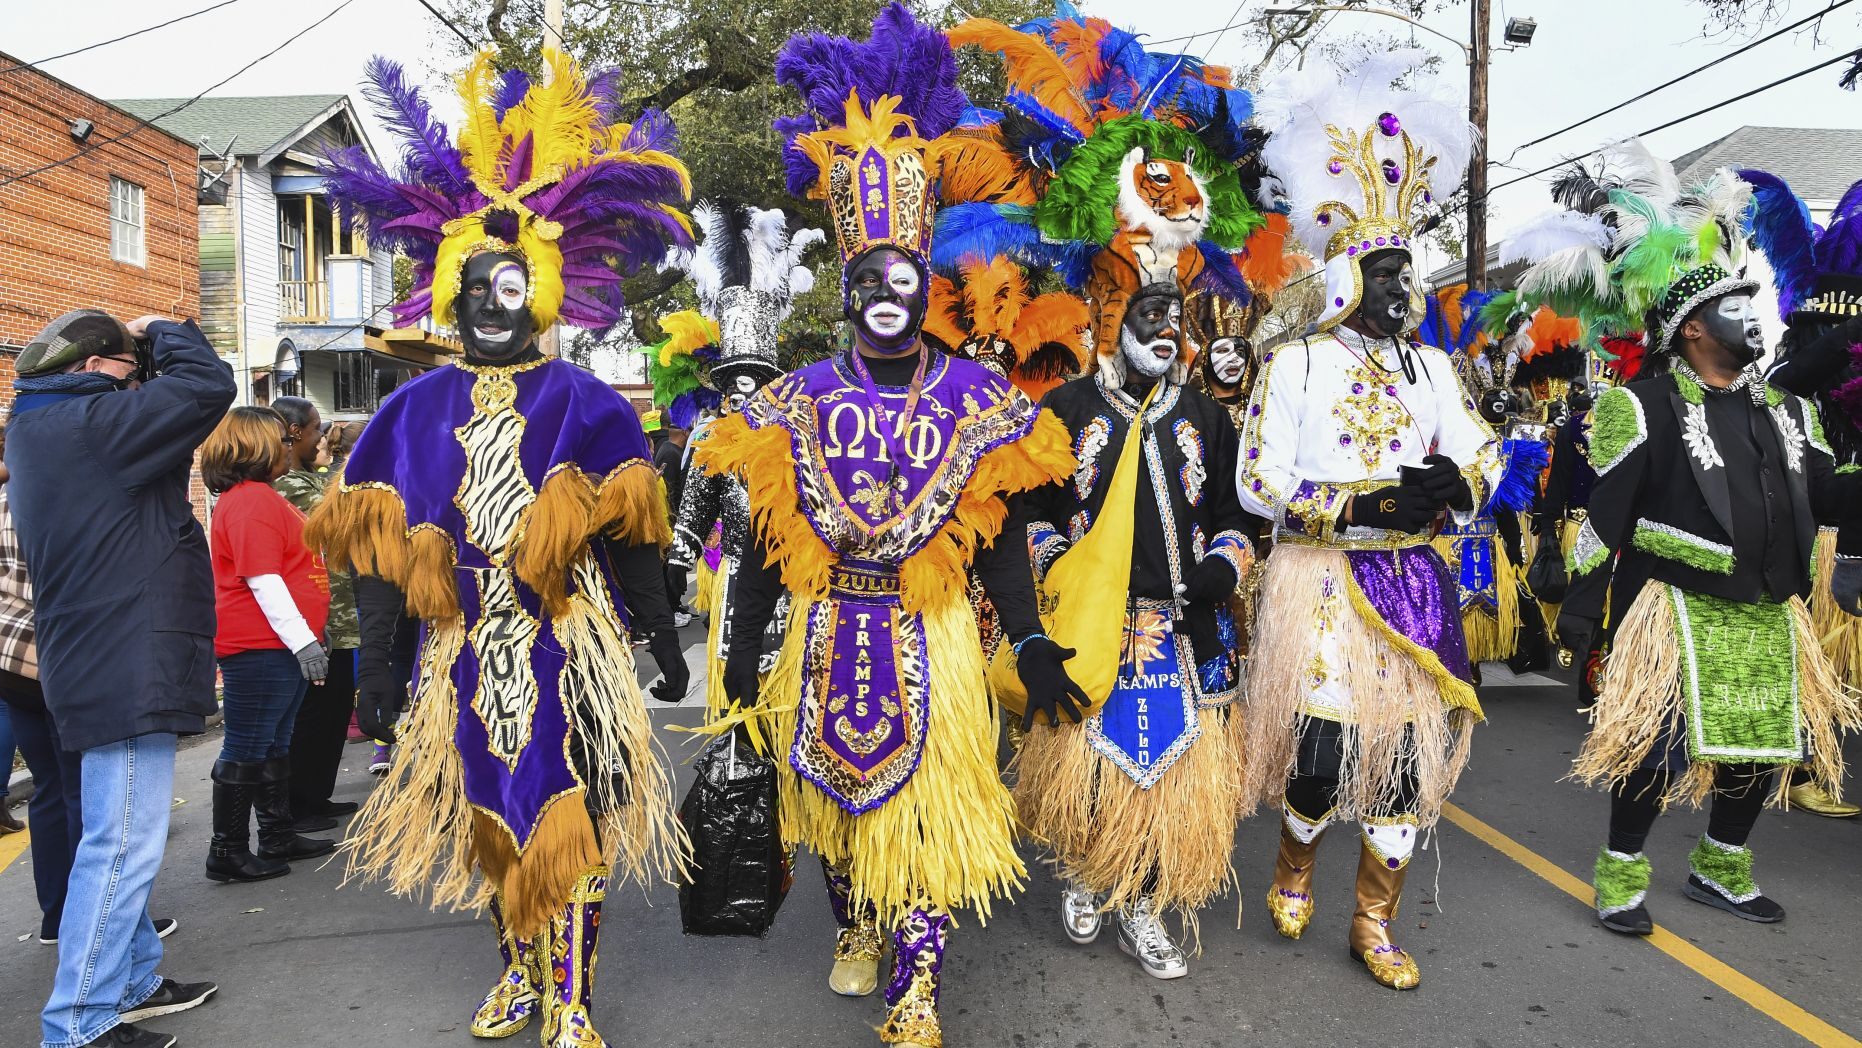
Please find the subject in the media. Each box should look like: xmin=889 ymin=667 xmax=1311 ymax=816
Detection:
xmin=541 ymin=866 xmax=610 ymax=1047
xmin=469 ymin=893 xmax=542 ymax=1039
xmin=878 ymin=906 xmax=949 ymax=1047
xmin=824 ymin=857 xmax=883 ymax=997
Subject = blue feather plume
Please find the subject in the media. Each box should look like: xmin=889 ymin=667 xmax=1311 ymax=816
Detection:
xmin=931 ymin=202 xmax=1095 ymax=286
xmin=1738 ymin=168 xmax=1817 ymax=319
xmin=1488 ymin=437 xmax=1549 ymax=513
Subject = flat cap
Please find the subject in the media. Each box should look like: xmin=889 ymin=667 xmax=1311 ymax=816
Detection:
xmin=18 ymin=310 xmax=135 ymax=377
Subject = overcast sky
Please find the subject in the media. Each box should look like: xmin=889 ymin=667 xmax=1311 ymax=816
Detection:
xmin=11 ymin=0 xmax=1858 ymax=259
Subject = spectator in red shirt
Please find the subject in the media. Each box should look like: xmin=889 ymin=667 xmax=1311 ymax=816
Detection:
xmin=201 ymin=406 xmax=334 ymax=883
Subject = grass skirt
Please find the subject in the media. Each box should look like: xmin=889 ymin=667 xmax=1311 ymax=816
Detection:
xmin=1573 ymin=581 xmax=1859 ymax=809
xmin=1431 ymin=529 xmax=1521 ymax=664
xmin=741 ymin=595 xmax=1024 ymax=928
xmin=340 ymin=601 xmax=686 ymax=938
xmin=701 ymin=555 xmax=731 ymax=722
xmin=1240 ymin=544 xmax=1478 ymax=827
xmin=1809 ymin=528 xmax=1862 ymax=686
xmin=1010 ymin=705 xmax=1248 ymax=934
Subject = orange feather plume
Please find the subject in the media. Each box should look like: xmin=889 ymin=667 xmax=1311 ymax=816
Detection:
xmin=1049 ymin=16 xmax=1113 ymax=85
xmin=1521 ymin=306 xmax=1582 ymax=360
xmin=933 ymin=129 xmax=1038 ymax=207
xmin=948 ymin=19 xmax=1095 ymax=137
xmin=1239 ymin=213 xmax=1301 ymax=296
xmin=965 ymin=258 xmax=1028 ymax=339
xmin=924 ymin=273 xmax=969 ymax=350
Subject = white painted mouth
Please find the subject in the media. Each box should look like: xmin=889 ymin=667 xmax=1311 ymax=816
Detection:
xmin=865 ymin=305 xmax=909 ymax=337
xmin=474 ymin=325 xmax=513 ymax=345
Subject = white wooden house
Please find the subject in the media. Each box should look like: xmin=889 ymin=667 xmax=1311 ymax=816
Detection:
xmin=113 ymin=94 xmax=459 ymax=418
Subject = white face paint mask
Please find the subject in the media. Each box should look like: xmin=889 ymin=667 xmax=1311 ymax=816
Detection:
xmin=726 ymin=373 xmax=757 ymax=414
xmin=1209 ymin=338 xmax=1245 ymax=385
xmin=863 ymin=260 xmax=921 ymax=339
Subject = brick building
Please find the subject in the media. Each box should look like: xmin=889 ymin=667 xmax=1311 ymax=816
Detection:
xmin=0 ymin=53 xmax=206 ymax=514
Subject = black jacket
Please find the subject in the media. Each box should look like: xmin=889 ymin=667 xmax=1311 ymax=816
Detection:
xmin=6 ymin=319 xmax=236 ymax=751
xmin=1564 ymin=369 xmax=1859 ymax=630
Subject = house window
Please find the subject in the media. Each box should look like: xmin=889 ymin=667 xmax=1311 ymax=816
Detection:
xmin=333 ymin=353 xmax=376 ymax=413
xmin=109 ymin=178 xmax=145 ymax=265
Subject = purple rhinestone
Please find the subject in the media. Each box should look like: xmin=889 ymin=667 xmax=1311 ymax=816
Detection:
xmin=1376 ymin=236 xmax=1387 ymax=246
xmin=1328 ymin=160 xmax=1343 ymax=175
xmin=1334 ymin=296 xmax=1345 ymax=307
xmin=1378 ymin=111 xmax=1401 ymax=137
xmin=1352 ymin=382 xmax=1364 ymax=394
xmin=1390 ymin=439 xmax=1401 ymax=451
xmin=1387 ymin=858 xmax=1400 ymax=869
xmin=1385 ymin=385 xmax=1397 ymax=396
xmin=1391 ymin=236 xmax=1402 ymax=247
xmin=1338 ymin=434 xmax=1352 ymax=446
xmin=1249 ymin=404 xmax=1261 ymax=416
xmin=1263 ymin=351 xmax=1274 ymax=362
xmin=1348 ymin=244 xmax=1358 ymax=257
xmin=1247 ymin=448 xmax=1259 ymax=460
xmin=1382 ymin=159 xmax=1402 ymax=184
xmin=1251 ymin=479 xmax=1263 ymax=492
xmin=1401 ymin=829 xmax=1409 ymax=837
xmin=1318 ymin=212 xmax=1332 ymax=225
xmin=1423 ymin=190 xmax=1433 ymax=203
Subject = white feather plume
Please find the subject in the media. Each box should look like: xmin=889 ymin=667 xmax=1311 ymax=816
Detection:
xmin=686 ymin=199 xmax=730 ymax=311
xmin=1517 ymin=245 xmax=1612 ymax=305
xmin=1589 ymin=138 xmax=1679 ymax=210
xmin=1256 ymin=46 xmax=1475 ymax=260
xmin=1499 ymin=210 xmax=1612 ymax=267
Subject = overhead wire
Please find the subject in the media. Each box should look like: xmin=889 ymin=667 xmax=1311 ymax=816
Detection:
xmin=0 ymin=0 xmax=359 ymax=190
xmin=2 ymin=0 xmax=247 ymax=76
xmin=413 ymin=0 xmax=480 ymax=49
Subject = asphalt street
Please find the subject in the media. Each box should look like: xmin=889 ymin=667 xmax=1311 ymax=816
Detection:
xmin=2 ymin=626 xmax=1859 ymax=1048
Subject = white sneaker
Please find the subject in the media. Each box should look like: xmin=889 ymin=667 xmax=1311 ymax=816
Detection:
xmin=1061 ymin=886 xmax=1102 ymax=944
xmin=673 ymin=611 xmax=694 ymax=628
xmin=1116 ymin=897 xmax=1188 ymax=979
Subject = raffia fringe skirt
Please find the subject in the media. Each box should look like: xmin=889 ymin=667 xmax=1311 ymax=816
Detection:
xmin=1240 ymin=544 xmax=1479 ymax=827
xmin=1572 ymin=581 xmax=1859 ymax=808
xmin=1009 ymin=704 xmax=1248 ymax=935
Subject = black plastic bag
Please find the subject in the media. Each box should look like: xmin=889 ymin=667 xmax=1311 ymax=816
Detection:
xmin=678 ymin=728 xmax=792 ymax=937
xmin=1525 ymin=539 xmax=1568 ymax=604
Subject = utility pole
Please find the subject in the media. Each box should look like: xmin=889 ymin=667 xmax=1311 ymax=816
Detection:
xmin=539 ymin=0 xmax=565 ymax=358
xmin=1466 ymin=0 xmax=1491 ymax=291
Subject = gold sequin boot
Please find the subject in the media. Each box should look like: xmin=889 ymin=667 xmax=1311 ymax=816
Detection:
xmin=541 ymin=866 xmax=610 ymax=1047
xmin=1349 ymin=817 xmax=1421 ymax=991
xmin=469 ymin=893 xmax=543 ymax=1038
xmin=824 ymin=858 xmax=883 ymax=996
xmin=878 ymin=906 xmax=949 ymax=1047
xmin=1267 ymin=801 xmax=1331 ymax=939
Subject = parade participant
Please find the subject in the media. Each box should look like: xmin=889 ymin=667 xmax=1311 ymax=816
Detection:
xmin=1743 ymin=168 xmax=1862 ymax=817
xmin=939 ymin=7 xmax=1270 ymax=979
xmin=1523 ymin=148 xmax=1861 ymax=935
xmin=663 ymin=200 xmax=821 ymax=717
xmin=1187 ymin=290 xmax=1268 ymax=429
xmin=695 ymin=8 xmax=1084 ymax=1044
xmin=307 ymin=50 xmax=693 ymax=1045
xmin=1241 ymin=50 xmax=1497 ymax=991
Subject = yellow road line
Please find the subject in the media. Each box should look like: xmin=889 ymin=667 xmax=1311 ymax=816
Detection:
xmin=1442 ymin=802 xmax=1862 ymax=1048
xmin=0 ymin=827 xmax=28 ymax=875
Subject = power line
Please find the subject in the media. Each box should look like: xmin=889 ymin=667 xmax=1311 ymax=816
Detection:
xmin=1499 ymin=0 xmax=1858 ymax=159
xmin=3 ymin=0 xmax=247 ymax=76
xmin=413 ymin=0 xmax=479 ymax=49
xmin=0 ymin=0 xmax=358 ymax=190
xmin=1451 ymin=44 xmax=1862 ymax=217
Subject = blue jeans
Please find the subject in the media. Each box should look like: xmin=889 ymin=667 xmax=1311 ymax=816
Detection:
xmin=217 ymin=648 xmax=308 ymax=762
xmin=41 ymin=732 xmax=176 ymax=1048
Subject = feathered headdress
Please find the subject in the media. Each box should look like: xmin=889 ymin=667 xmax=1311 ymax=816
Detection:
xmin=1417 ymin=283 xmax=1498 ymax=358
xmin=636 ymin=310 xmax=720 ymax=429
xmin=773 ymin=3 xmax=964 ymax=268
xmin=323 ymin=50 xmax=692 ymax=338
xmin=1255 ymin=46 xmax=1474 ymax=332
xmin=1738 ymin=168 xmax=1862 ymax=322
xmin=1504 ymin=138 xmax=1754 ymax=355
xmin=666 ymin=200 xmax=824 ymax=388
xmin=936 ymin=3 xmax=1270 ymax=378
xmin=922 ymin=257 xmax=1089 ymax=398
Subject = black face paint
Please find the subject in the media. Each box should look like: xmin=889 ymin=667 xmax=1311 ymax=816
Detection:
xmin=1479 ymin=388 xmax=1516 ymax=425
xmin=1699 ymin=292 xmax=1764 ymax=365
xmin=844 ymin=246 xmax=927 ymax=355
xmin=1119 ymin=284 xmax=1182 ymax=382
xmin=455 ymin=251 xmax=536 ymax=362
xmin=1356 ymin=248 xmax=1415 ymax=338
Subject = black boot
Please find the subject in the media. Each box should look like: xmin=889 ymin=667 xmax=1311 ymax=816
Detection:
xmin=254 ymin=756 xmax=336 ymax=863
xmin=205 ymin=760 xmax=288 ymax=883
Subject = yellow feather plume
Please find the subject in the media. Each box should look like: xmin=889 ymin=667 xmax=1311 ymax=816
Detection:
xmin=455 ymin=50 xmax=504 ymax=190
xmin=502 ymin=47 xmax=599 ymax=182
xmin=796 ymin=91 xmax=925 ymax=198
xmin=656 ymin=310 xmax=720 ymax=365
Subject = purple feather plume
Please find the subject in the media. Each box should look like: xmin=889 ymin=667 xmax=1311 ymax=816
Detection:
xmin=587 ymin=69 xmax=624 ymax=123
xmin=1822 ymin=178 xmax=1862 ymax=282
xmin=360 ymin=57 xmax=469 ymax=194
xmin=1193 ymin=241 xmax=1253 ymax=302
xmin=1738 ymin=168 xmax=1817 ymax=318
xmin=493 ymin=68 xmax=532 ymax=121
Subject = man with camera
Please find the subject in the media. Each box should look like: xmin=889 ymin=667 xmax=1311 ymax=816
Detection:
xmin=8 ymin=311 xmax=234 ymax=1048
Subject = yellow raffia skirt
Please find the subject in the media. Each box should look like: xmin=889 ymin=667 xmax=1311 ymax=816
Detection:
xmin=340 ymin=599 xmax=686 ymax=939
xmin=1011 ymin=704 xmax=1246 ymax=935
xmin=692 ymin=557 xmax=719 ymax=617
xmin=700 ymin=555 xmax=731 ymax=722
xmin=1240 ymin=544 xmax=1481 ymax=827
xmin=1432 ymin=526 xmax=1522 ymax=665
xmin=1571 ymin=581 xmax=1858 ymax=808
xmin=739 ymin=594 xmax=1024 ymax=928
xmin=1810 ymin=528 xmax=1862 ymax=686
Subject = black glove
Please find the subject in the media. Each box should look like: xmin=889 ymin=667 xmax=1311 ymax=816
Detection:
xmin=1832 ymin=557 xmax=1862 ymax=616
xmin=1014 ymin=635 xmax=1089 ymax=731
xmin=1554 ymin=611 xmax=1596 ymax=662
xmin=1416 ymin=453 xmax=1473 ymax=511
xmin=1181 ymin=605 xmax=1223 ymax=665
xmin=355 ymin=668 xmax=407 ymax=745
xmin=722 ymin=648 xmax=763 ymax=709
xmin=1178 ymin=555 xmax=1239 ymax=606
xmin=1347 ymin=484 xmax=1441 ymax=534
xmin=648 ymin=628 xmax=689 ymax=703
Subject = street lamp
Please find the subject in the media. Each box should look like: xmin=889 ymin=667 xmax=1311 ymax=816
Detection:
xmin=1503 ymin=17 xmax=1537 ymax=46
